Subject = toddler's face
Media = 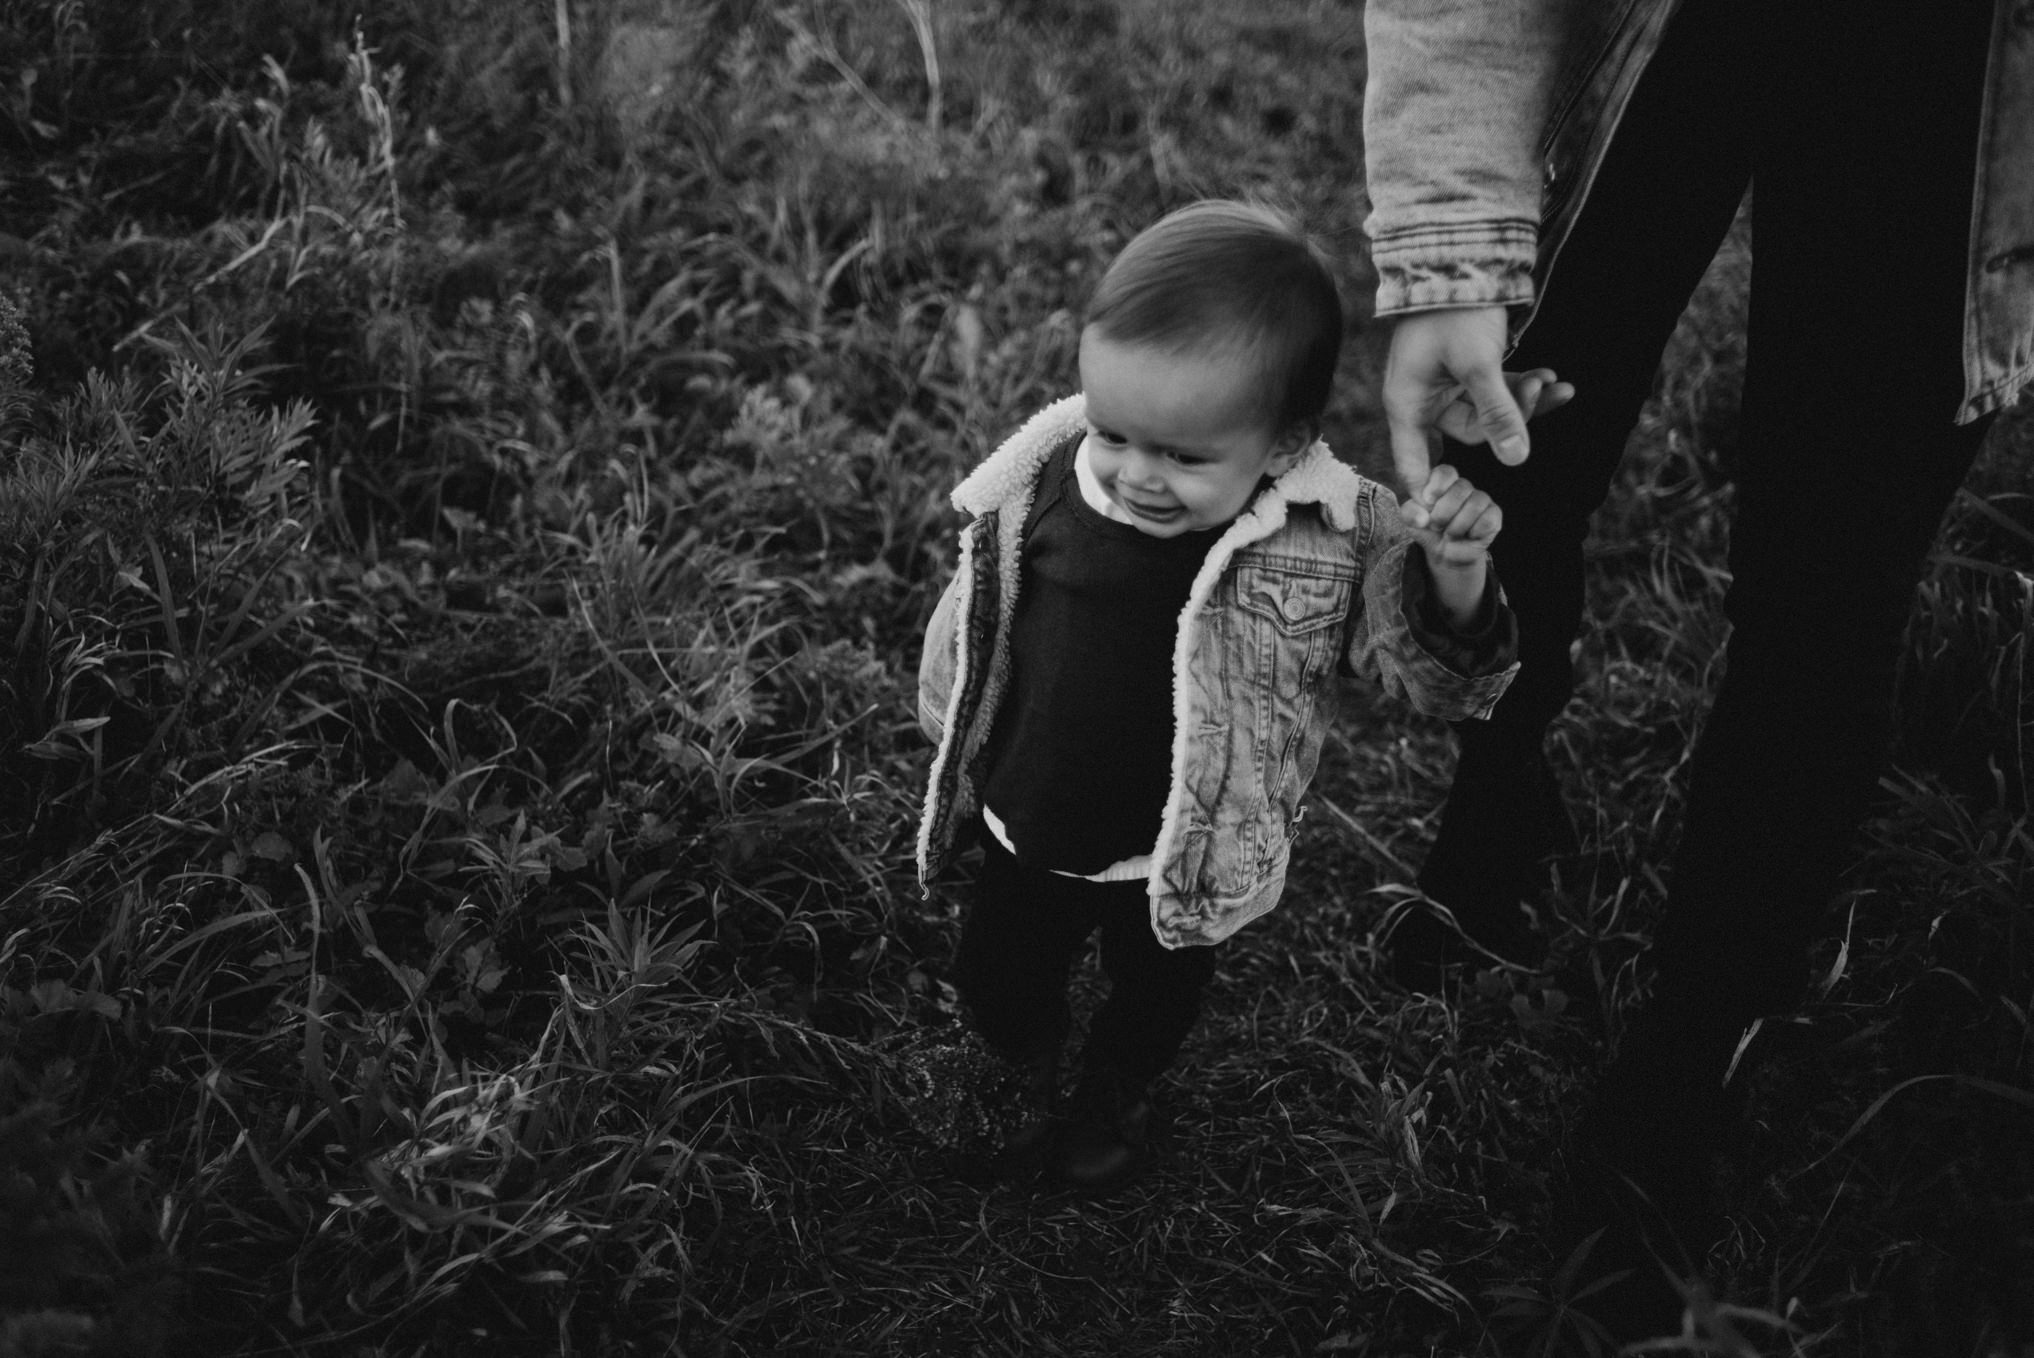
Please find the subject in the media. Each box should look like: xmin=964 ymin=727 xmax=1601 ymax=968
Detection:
xmin=1078 ymin=328 xmax=1305 ymax=538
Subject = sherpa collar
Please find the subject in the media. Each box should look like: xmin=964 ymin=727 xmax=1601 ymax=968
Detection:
xmin=951 ymin=393 xmax=1366 ymax=538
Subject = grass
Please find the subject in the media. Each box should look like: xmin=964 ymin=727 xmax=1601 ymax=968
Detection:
xmin=0 ymin=1 xmax=2029 ymax=1354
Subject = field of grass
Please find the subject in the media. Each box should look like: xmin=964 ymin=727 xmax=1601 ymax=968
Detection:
xmin=1 ymin=1 xmax=2030 ymax=1354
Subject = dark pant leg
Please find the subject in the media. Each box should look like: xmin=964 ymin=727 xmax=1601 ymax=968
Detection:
xmin=1448 ymin=0 xmax=1761 ymax=735
xmin=1420 ymin=0 xmax=1763 ymax=919
xmin=1649 ymin=0 xmax=1995 ymax=1021
xmin=952 ymin=833 xmax=1096 ymax=1061
xmin=1083 ymin=891 xmax=1220 ymax=1084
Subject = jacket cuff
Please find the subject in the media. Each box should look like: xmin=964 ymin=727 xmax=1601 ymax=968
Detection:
xmin=1401 ymin=552 xmax=1518 ymax=679
xmin=1369 ymin=220 xmax=1538 ymax=316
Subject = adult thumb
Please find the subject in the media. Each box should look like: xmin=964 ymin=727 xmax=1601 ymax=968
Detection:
xmin=1464 ymin=368 xmax=1531 ymax=465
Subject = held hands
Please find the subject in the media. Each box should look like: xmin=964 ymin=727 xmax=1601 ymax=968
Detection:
xmin=1383 ymin=306 xmax=1575 ymax=626
xmin=1397 ymin=364 xmax=1568 ymax=552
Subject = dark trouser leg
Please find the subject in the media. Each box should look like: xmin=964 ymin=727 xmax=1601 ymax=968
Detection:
xmin=1084 ymin=891 xmax=1220 ymax=1084
xmin=1648 ymin=0 xmax=1993 ymax=1024
xmin=955 ymin=834 xmax=1217 ymax=1084
xmin=1053 ymin=886 xmax=1217 ymax=1192
xmin=1555 ymin=9 xmax=1994 ymax=1335
xmin=952 ymin=833 xmax=1093 ymax=1063
xmin=1416 ymin=0 xmax=1761 ymax=941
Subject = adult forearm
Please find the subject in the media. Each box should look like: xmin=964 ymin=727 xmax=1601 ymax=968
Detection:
xmin=1361 ymin=0 xmax=1570 ymax=315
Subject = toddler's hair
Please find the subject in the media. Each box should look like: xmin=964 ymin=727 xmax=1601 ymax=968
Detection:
xmin=1084 ymin=199 xmax=1344 ymax=431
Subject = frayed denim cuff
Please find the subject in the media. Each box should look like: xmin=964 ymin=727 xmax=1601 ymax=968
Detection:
xmin=1370 ymin=219 xmax=1538 ymax=316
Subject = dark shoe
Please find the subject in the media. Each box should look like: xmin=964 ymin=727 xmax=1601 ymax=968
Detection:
xmin=1053 ymin=1066 xmax=1153 ymax=1194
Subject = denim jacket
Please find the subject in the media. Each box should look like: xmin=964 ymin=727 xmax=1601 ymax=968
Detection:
xmin=915 ymin=395 xmax=1519 ymax=949
xmin=1362 ymin=0 xmax=2034 ymax=422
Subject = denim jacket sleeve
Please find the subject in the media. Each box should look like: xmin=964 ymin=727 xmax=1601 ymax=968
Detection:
xmin=1401 ymin=551 xmax=1517 ymax=675
xmin=1361 ymin=0 xmax=1571 ymax=316
xmin=1344 ymin=484 xmax=1519 ymax=721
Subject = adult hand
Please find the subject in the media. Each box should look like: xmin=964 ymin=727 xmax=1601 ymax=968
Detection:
xmin=1433 ymin=367 xmax=1572 ymax=450
xmin=1383 ymin=305 xmax=1530 ymax=495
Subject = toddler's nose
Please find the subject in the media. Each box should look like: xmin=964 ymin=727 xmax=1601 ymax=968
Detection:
xmin=1122 ymin=452 xmax=1166 ymax=490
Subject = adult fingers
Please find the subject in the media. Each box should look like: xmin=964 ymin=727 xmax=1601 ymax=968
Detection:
xmin=1461 ymin=364 xmax=1531 ymax=466
xmin=1530 ymin=377 xmax=1577 ymax=418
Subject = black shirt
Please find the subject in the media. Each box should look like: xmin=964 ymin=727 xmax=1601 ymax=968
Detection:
xmin=980 ymin=442 xmax=1223 ymax=873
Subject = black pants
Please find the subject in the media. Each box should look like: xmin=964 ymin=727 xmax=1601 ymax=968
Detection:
xmin=953 ymin=831 xmax=1218 ymax=1084
xmin=1433 ymin=0 xmax=1995 ymax=1022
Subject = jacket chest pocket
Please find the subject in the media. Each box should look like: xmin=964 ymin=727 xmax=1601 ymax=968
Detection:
xmin=1235 ymin=561 xmax=1352 ymax=638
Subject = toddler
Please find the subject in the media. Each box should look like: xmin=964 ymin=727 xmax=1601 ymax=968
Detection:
xmin=915 ymin=200 xmax=1565 ymax=1190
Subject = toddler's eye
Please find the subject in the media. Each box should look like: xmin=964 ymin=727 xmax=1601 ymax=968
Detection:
xmin=1167 ymin=451 xmax=1205 ymax=467
xmin=1093 ymin=427 xmax=1128 ymax=447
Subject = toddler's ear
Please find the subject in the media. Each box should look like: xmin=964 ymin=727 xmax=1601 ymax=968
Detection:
xmin=1267 ymin=421 xmax=1318 ymax=475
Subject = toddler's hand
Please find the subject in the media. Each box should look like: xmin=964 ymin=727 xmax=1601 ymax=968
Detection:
xmin=1400 ymin=463 xmax=1501 ymax=568
xmin=1432 ymin=368 xmax=1574 ymax=448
